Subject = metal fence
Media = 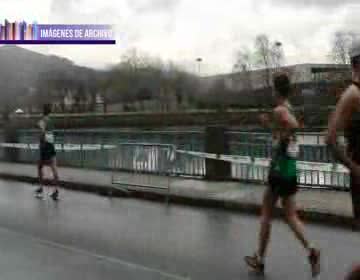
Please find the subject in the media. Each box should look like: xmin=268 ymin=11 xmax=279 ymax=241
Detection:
xmin=111 ymin=144 xmax=176 ymax=200
xmin=228 ymin=142 xmax=336 ymax=163
xmin=0 ymin=142 xmax=117 ymax=170
xmin=227 ymin=131 xmax=342 ymax=163
xmin=16 ymin=129 xmax=205 ymax=152
xmin=174 ymin=151 xmax=350 ymax=190
xmin=226 ymin=131 xmax=329 ymax=145
xmin=0 ymin=141 xmax=351 ymax=190
xmin=231 ymin=162 xmax=349 ymax=190
xmin=11 ymin=129 xmax=346 ymax=164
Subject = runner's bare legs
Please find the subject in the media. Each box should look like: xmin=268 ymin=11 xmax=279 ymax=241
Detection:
xmin=282 ymin=195 xmax=310 ymax=250
xmin=36 ymin=159 xmax=59 ymax=200
xmin=49 ymin=158 xmax=59 ymax=187
xmin=257 ymin=188 xmax=278 ymax=260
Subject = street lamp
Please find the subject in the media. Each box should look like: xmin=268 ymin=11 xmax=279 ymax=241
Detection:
xmin=196 ymin=58 xmax=203 ymax=75
xmin=274 ymin=41 xmax=283 ymax=70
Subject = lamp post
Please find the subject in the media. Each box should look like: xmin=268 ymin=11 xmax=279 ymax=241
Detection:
xmin=196 ymin=57 xmax=203 ymax=76
xmin=274 ymin=41 xmax=283 ymax=70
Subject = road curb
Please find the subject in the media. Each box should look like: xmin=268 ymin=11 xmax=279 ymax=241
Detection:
xmin=0 ymin=172 xmax=354 ymax=230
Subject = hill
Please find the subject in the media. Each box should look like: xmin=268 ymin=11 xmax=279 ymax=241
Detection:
xmin=0 ymin=46 xmax=94 ymax=113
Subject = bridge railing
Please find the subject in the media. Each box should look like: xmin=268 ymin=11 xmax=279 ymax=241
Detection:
xmin=228 ymin=142 xmax=336 ymax=163
xmin=110 ymin=144 xmax=177 ymax=200
xmin=230 ymin=162 xmax=349 ymax=190
xmin=16 ymin=130 xmax=205 ymax=152
xmin=226 ymin=131 xmax=328 ymax=145
xmin=0 ymin=142 xmax=350 ymax=191
xmin=12 ymin=130 xmax=346 ymax=164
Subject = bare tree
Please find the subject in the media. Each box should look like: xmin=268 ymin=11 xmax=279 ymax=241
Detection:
xmin=330 ymin=31 xmax=354 ymax=64
xmin=255 ymin=34 xmax=272 ymax=87
xmin=233 ymin=48 xmax=253 ymax=91
xmin=233 ymin=48 xmax=253 ymax=72
xmin=254 ymin=34 xmax=284 ymax=88
xmin=271 ymin=41 xmax=284 ymax=69
xmin=232 ymin=35 xmax=285 ymax=110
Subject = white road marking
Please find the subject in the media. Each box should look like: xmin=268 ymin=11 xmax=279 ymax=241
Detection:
xmin=0 ymin=226 xmax=190 ymax=280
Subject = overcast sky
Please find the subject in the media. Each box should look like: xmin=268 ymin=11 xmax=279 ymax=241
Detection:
xmin=1 ymin=0 xmax=360 ymax=75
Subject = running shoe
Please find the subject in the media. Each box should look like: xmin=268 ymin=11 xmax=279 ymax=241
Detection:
xmin=50 ymin=189 xmax=59 ymax=201
xmin=35 ymin=187 xmax=43 ymax=198
xmin=308 ymin=248 xmax=320 ymax=278
xmin=245 ymin=254 xmax=265 ymax=275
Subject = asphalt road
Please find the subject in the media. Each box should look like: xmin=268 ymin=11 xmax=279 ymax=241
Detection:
xmin=0 ymin=179 xmax=357 ymax=279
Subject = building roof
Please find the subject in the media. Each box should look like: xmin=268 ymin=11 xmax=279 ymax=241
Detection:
xmin=201 ymin=63 xmax=350 ymax=80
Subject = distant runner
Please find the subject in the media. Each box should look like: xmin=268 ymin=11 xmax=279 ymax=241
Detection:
xmin=35 ymin=104 xmax=59 ymax=200
xmin=327 ymin=42 xmax=360 ymax=230
xmin=245 ymin=73 xmax=320 ymax=277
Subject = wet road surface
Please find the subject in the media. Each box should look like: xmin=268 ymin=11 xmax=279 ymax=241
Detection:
xmin=0 ymin=180 xmax=357 ymax=279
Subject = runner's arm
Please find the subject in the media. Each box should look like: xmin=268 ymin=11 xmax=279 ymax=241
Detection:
xmin=38 ymin=119 xmax=46 ymax=142
xmin=326 ymin=88 xmax=358 ymax=170
xmin=38 ymin=119 xmax=45 ymax=132
xmin=274 ymin=106 xmax=298 ymax=130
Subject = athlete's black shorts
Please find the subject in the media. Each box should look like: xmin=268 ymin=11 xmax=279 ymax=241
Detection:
xmin=40 ymin=142 xmax=56 ymax=161
xmin=350 ymin=174 xmax=360 ymax=219
xmin=268 ymin=172 xmax=298 ymax=197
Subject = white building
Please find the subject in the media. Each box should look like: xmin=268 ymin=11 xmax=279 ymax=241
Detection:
xmin=200 ymin=63 xmax=350 ymax=92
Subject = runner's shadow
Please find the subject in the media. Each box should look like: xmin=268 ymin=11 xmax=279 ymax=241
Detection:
xmin=246 ymin=270 xmax=270 ymax=279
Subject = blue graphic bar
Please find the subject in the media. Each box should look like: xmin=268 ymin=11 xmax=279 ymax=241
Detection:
xmin=0 ymin=40 xmax=116 ymax=44
xmin=37 ymin=24 xmax=114 ymax=41
xmin=0 ymin=20 xmax=116 ymax=44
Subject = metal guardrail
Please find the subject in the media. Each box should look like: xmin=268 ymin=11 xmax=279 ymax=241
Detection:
xmin=226 ymin=131 xmax=329 ymax=145
xmin=174 ymin=150 xmax=349 ymax=190
xmin=230 ymin=162 xmax=349 ymax=190
xmin=14 ymin=129 xmax=337 ymax=143
xmin=174 ymin=150 xmax=206 ymax=177
xmin=110 ymin=144 xmax=176 ymax=202
xmin=16 ymin=130 xmax=205 ymax=153
xmin=0 ymin=142 xmax=117 ymax=170
xmin=229 ymin=142 xmax=336 ymax=163
xmin=0 ymin=141 xmax=350 ymax=190
xmin=13 ymin=130 xmax=346 ymax=164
